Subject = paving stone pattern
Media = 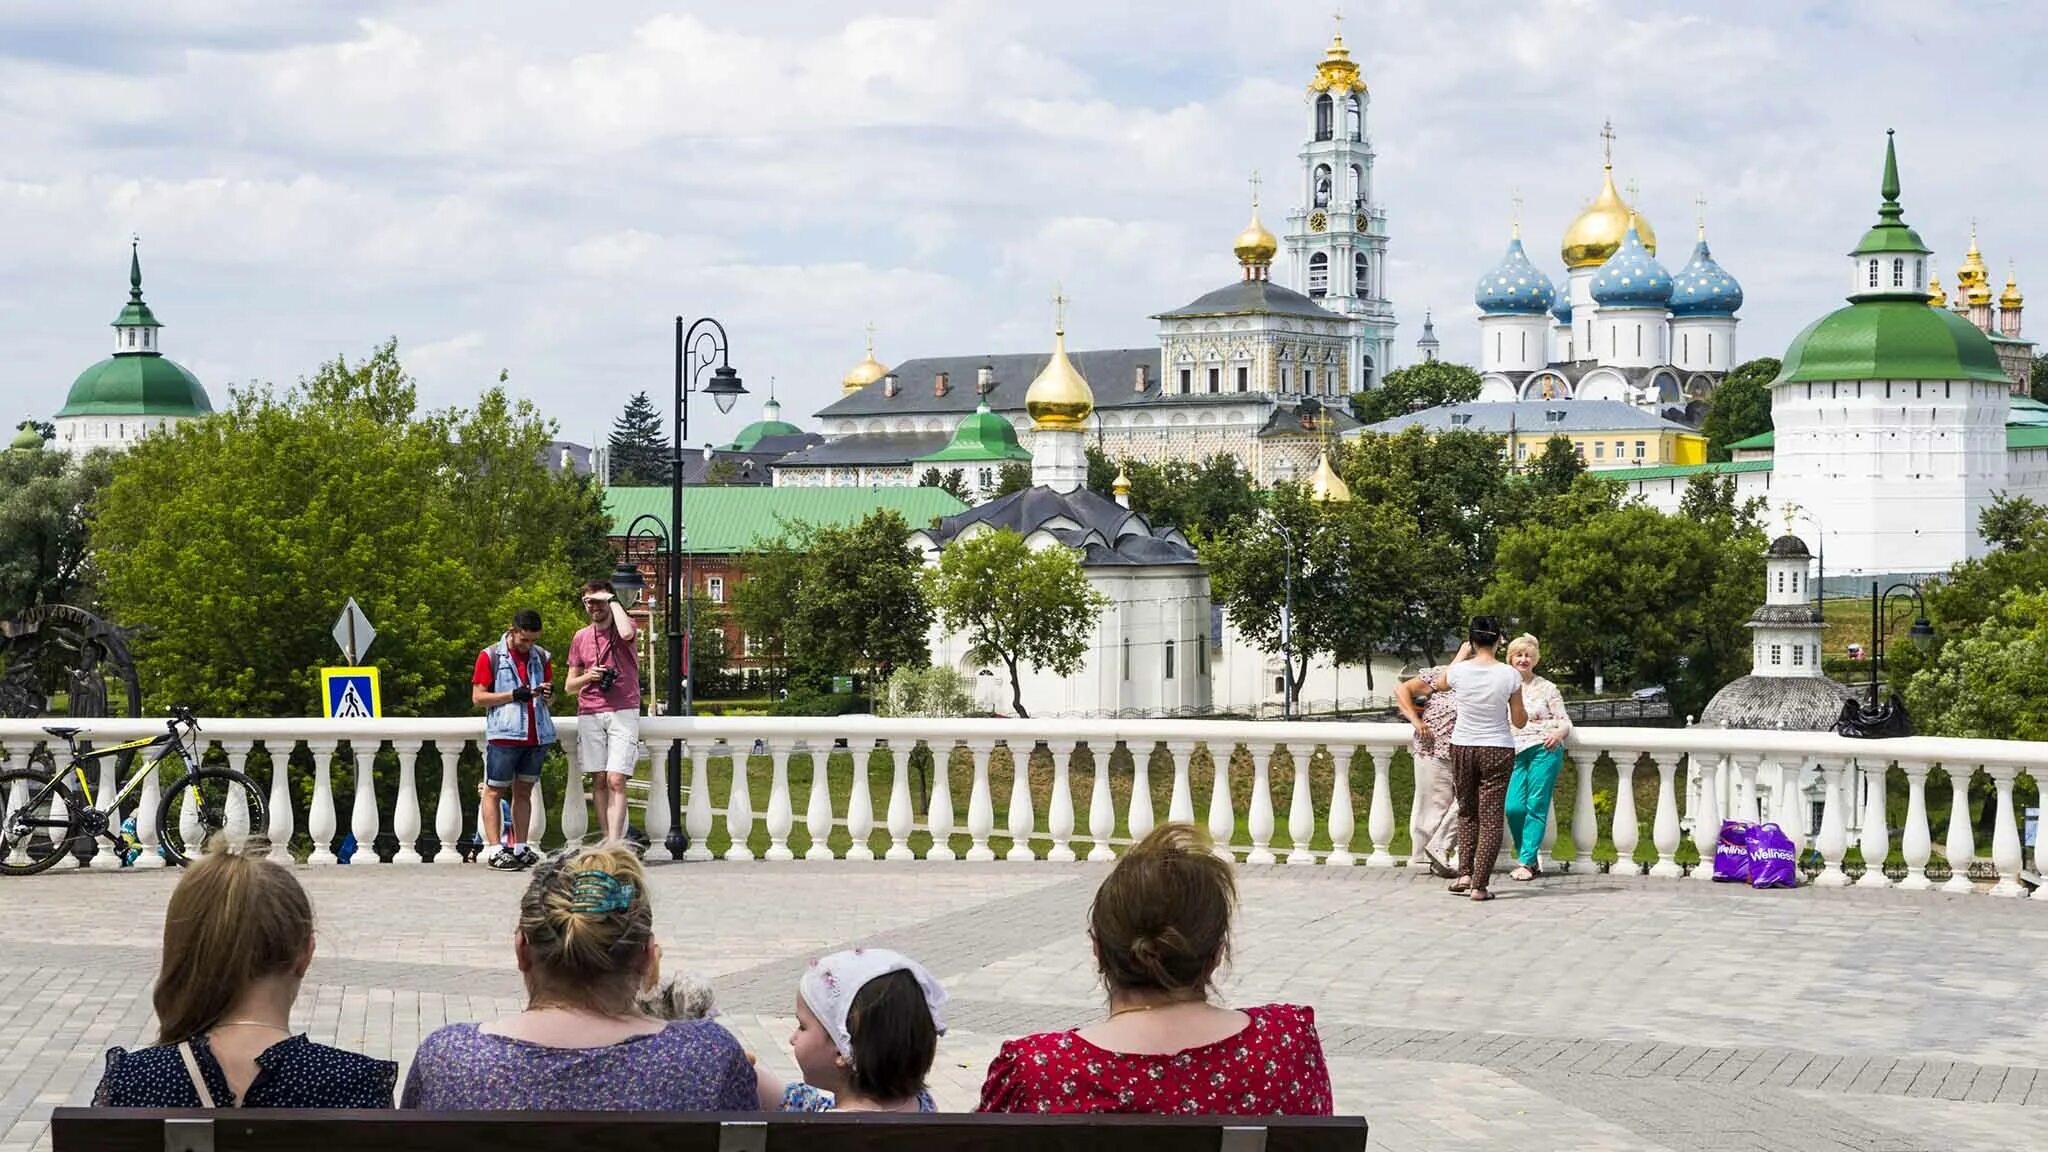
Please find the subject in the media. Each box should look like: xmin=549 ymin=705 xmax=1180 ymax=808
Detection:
xmin=2 ymin=862 xmax=2046 ymax=1151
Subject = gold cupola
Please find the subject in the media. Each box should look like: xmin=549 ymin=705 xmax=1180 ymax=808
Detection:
xmin=840 ymin=325 xmax=887 ymax=396
xmin=1957 ymin=225 xmax=1993 ymax=305
xmin=1561 ymin=121 xmax=1657 ymax=268
xmin=1927 ymin=273 xmax=1947 ymax=309
xmin=1308 ymin=27 xmax=1364 ymax=93
xmin=1308 ymin=451 xmax=1351 ymax=503
xmin=2001 ymin=268 xmax=2024 ymax=311
xmin=1024 ymin=302 xmax=1094 ymax=432
xmin=1234 ymin=173 xmax=1279 ymax=278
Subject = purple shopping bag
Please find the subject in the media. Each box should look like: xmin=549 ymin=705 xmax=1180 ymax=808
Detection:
xmin=1712 ymin=820 xmax=1755 ymax=882
xmin=1747 ymin=822 xmax=1800 ymax=889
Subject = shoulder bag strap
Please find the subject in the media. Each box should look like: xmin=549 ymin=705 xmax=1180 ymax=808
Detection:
xmin=177 ymin=1041 xmax=219 ymax=1109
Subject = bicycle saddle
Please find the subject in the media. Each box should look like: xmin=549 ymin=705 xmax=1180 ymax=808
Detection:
xmin=41 ymin=726 xmax=83 ymax=739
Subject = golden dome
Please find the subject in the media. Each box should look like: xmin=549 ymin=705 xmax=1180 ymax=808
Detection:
xmin=1234 ymin=206 xmax=1279 ymax=267
xmin=2001 ymin=270 xmax=2024 ymax=310
xmin=1957 ymin=227 xmax=1992 ymax=304
xmin=1562 ymin=167 xmax=1657 ymax=268
xmin=840 ymin=326 xmax=887 ymax=395
xmin=1112 ymin=466 xmax=1132 ymax=497
xmin=1308 ymin=451 xmax=1351 ymax=503
xmin=1927 ymin=274 xmax=1947 ymax=309
xmin=1025 ymin=326 xmax=1094 ymax=431
xmin=1308 ymin=32 xmax=1364 ymax=93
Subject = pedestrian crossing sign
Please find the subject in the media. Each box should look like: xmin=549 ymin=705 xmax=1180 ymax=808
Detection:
xmin=320 ymin=667 xmax=382 ymax=719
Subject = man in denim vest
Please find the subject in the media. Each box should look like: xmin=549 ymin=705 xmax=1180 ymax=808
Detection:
xmin=471 ymin=609 xmax=556 ymax=870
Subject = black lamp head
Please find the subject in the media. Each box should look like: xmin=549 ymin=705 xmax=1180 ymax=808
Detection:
xmin=1908 ymin=616 xmax=1936 ymax=652
xmin=705 ymin=364 xmax=746 ymax=414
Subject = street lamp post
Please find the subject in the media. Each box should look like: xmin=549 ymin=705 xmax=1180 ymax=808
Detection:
xmin=1276 ymin=522 xmax=1297 ymax=721
xmin=1867 ymin=580 xmax=1936 ymax=710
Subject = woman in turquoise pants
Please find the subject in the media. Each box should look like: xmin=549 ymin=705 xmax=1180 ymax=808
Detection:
xmin=1504 ymin=634 xmax=1572 ymax=881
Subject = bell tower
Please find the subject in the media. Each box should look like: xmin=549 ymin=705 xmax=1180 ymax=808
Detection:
xmin=1283 ymin=15 xmax=1395 ymax=392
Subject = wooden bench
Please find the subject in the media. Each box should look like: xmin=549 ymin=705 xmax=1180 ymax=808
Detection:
xmin=53 ymin=1108 xmax=1367 ymax=1152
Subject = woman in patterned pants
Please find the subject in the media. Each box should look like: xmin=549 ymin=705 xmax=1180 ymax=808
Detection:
xmin=1443 ymin=617 xmax=1526 ymax=902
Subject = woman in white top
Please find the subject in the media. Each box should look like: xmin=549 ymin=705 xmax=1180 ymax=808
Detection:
xmin=1444 ymin=617 xmax=1526 ymax=902
xmin=1503 ymin=634 xmax=1572 ymax=882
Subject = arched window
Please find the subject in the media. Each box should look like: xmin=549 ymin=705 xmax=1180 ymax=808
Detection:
xmin=1314 ymin=94 xmax=1333 ymax=141
xmin=1349 ymin=165 xmax=1363 ymax=208
xmin=1867 ymin=259 xmax=1880 ymax=288
xmin=124 ymin=330 xmax=135 ymax=348
xmin=1346 ymin=95 xmax=1362 ymax=141
xmin=1313 ymin=165 xmax=1332 ymax=208
xmin=1308 ymin=253 xmax=1329 ymax=297
xmin=1164 ymin=640 xmax=1176 ymax=680
xmin=1914 ymin=258 xmax=1924 ymax=286
xmin=1892 ymin=257 xmax=1906 ymax=288
xmin=1360 ymin=355 xmax=1375 ymax=390
xmin=1353 ymin=252 xmax=1369 ymax=296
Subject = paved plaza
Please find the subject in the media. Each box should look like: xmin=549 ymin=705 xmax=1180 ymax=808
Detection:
xmin=2 ymin=862 xmax=2046 ymax=1151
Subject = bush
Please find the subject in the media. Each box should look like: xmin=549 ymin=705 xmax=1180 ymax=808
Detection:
xmin=773 ymin=687 xmax=869 ymax=716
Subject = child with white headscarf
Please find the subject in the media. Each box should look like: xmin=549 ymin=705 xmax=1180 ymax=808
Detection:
xmin=782 ymin=948 xmax=948 ymax=1112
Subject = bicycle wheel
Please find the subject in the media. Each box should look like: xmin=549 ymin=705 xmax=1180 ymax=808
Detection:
xmin=158 ymin=769 xmax=268 ymax=866
xmin=0 ymin=769 xmax=83 ymax=877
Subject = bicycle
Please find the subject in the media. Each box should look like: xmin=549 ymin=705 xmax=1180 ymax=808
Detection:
xmin=0 ymin=706 xmax=266 ymax=876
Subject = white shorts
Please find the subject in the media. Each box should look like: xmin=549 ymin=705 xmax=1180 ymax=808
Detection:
xmin=576 ymin=710 xmax=641 ymax=776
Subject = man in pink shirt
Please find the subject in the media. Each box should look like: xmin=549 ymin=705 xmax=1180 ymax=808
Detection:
xmin=566 ymin=579 xmax=642 ymax=843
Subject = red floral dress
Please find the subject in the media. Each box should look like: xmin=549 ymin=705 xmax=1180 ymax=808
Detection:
xmin=975 ymin=1003 xmax=1332 ymax=1115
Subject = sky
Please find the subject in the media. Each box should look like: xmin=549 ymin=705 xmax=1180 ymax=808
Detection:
xmin=2 ymin=0 xmax=2043 ymax=448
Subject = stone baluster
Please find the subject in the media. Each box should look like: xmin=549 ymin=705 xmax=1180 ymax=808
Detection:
xmin=1571 ymin=754 xmax=1598 ymax=872
xmin=766 ymin=744 xmax=795 ymax=861
xmin=347 ymin=743 xmax=378 ymax=863
xmin=1365 ymin=745 xmax=1396 ymax=868
xmin=1688 ymin=754 xmax=1721 ymax=881
xmin=803 ymin=746 xmax=834 ymax=861
xmin=1897 ymin=760 xmax=1932 ymax=891
xmin=5 ymin=772 xmax=33 ymax=869
xmin=389 ymin=741 xmax=423 ymax=863
xmin=1167 ymin=742 xmax=1195 ymax=825
xmin=1941 ymin=762 xmax=1977 ymax=894
xmin=52 ymin=786 xmax=80 ymax=868
xmin=1649 ymin=753 xmax=1683 ymax=878
xmin=1086 ymin=743 xmax=1116 ymax=862
xmin=2034 ymin=766 xmax=2048 ymax=890
xmin=306 ymin=740 xmax=339 ymax=865
xmin=685 ymin=745 xmax=715 ymax=862
xmin=1855 ymin=760 xmax=1892 ymax=888
xmin=1540 ymin=798 xmax=1558 ymax=872
xmin=561 ymin=742 xmax=590 ymax=846
xmin=642 ymin=745 xmax=670 ymax=861
xmin=1986 ymin=765 xmax=2025 ymax=897
xmin=1286 ymin=746 xmax=1315 ymax=866
xmin=1006 ymin=744 xmax=1036 ymax=862
xmin=1246 ymin=745 xmax=1277 ymax=865
xmin=131 ymin=747 xmax=166 ymax=869
xmin=1326 ymin=745 xmax=1356 ymax=866
xmin=1127 ymin=744 xmax=1155 ymax=844
xmin=847 ymin=745 xmax=876 ymax=861
xmin=926 ymin=743 xmax=957 ymax=861
xmin=1611 ymin=752 xmax=1640 ymax=876
xmin=526 ymin=766 xmax=548 ymax=849
xmin=177 ymin=768 xmax=204 ymax=855
xmin=723 ymin=744 xmax=756 ymax=862
xmin=268 ymin=742 xmax=298 ymax=865
xmin=1046 ymin=742 xmax=1076 ymax=863
xmin=220 ymin=741 xmax=258 ymax=853
xmin=429 ymin=742 xmax=459 ymax=864
xmin=1405 ymin=757 xmax=1425 ymax=865
xmin=1770 ymin=757 xmax=1806 ymax=859
xmin=1815 ymin=758 xmax=1850 ymax=887
xmin=885 ymin=743 xmax=914 ymax=862
xmin=1734 ymin=755 xmax=1761 ymax=824
xmin=88 ymin=750 xmax=121 ymax=868
xmin=1205 ymin=745 xmax=1236 ymax=862
xmin=965 ymin=742 xmax=995 ymax=861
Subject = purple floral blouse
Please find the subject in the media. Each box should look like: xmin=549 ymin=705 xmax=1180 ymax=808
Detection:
xmin=401 ymin=1020 xmax=757 ymax=1111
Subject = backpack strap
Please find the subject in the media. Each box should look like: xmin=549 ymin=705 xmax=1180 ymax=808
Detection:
xmin=177 ymin=1041 xmax=218 ymax=1109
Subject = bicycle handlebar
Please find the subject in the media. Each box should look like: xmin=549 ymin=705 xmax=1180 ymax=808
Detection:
xmin=166 ymin=705 xmax=199 ymax=734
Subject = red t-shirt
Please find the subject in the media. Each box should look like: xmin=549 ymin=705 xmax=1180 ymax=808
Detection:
xmin=473 ymin=648 xmax=552 ymax=746
xmin=976 ymin=1003 xmax=1333 ymax=1116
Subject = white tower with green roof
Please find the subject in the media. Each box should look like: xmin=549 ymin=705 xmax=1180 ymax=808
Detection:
xmin=53 ymin=241 xmax=212 ymax=455
xmin=1770 ymin=131 xmax=2012 ymax=576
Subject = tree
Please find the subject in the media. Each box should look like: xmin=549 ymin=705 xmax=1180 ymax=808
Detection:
xmin=1906 ymin=588 xmax=2048 ymax=740
xmin=917 ymin=466 xmax=971 ymax=503
xmin=1700 ymin=356 xmax=1781 ymax=461
xmin=607 ymin=391 xmax=669 ymax=486
xmin=91 ymin=340 xmax=607 ymax=717
xmin=1889 ymin=494 xmax=2048 ymax=690
xmin=925 ymin=528 xmax=1105 ymax=718
xmin=1084 ymin=446 xmax=1118 ymax=495
xmin=0 ymin=446 xmax=111 ymax=620
xmin=731 ymin=539 xmax=803 ymax=684
xmin=993 ymin=461 xmax=1033 ymax=498
xmin=880 ymin=664 xmax=972 ymax=718
xmin=1123 ymin=454 xmax=1262 ymax=538
xmin=1526 ymin=434 xmax=1584 ymax=496
xmin=787 ymin=511 xmax=933 ymax=688
xmin=1348 ymin=361 xmax=1482 ymax=425
xmin=2031 ymin=355 xmax=2047 ymax=406
xmin=14 ymin=419 xmax=54 ymax=442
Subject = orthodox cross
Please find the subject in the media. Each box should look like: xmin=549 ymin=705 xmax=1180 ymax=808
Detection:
xmin=1052 ymin=285 xmax=1068 ymax=334
xmin=1600 ymin=119 xmax=1615 ymax=166
xmin=1511 ymin=192 xmax=1523 ymax=238
xmin=1249 ymin=169 xmax=1262 ymax=210
xmin=864 ymin=320 xmax=877 ymax=354
xmin=1695 ymin=194 xmax=1707 ymax=235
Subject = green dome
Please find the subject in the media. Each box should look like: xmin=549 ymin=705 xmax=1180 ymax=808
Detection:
xmin=9 ymin=425 xmax=43 ymax=451
xmin=916 ymin=402 xmax=1030 ymax=463
xmin=726 ymin=416 xmax=804 ymax=451
xmin=1774 ymin=299 xmax=2009 ymax=386
xmin=56 ymin=354 xmax=212 ymax=418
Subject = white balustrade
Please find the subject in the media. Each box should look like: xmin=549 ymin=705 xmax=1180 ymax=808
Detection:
xmin=2034 ymin=766 xmax=2048 ymax=890
xmin=1734 ymin=754 xmax=1761 ymax=824
xmin=885 ymin=742 xmax=914 ymax=861
xmin=965 ymin=742 xmax=995 ymax=862
xmin=1005 ymin=744 xmax=1036 ymax=862
xmin=562 ymin=742 xmax=589 ymax=846
xmin=1126 ymin=743 xmax=1155 ymax=844
xmin=1540 ymin=798 xmax=1557 ymax=871
xmin=1205 ymin=745 xmax=1235 ymax=862
xmin=1688 ymin=754 xmax=1721 ymax=881
xmin=1286 ymin=746 xmax=1315 ymax=866
xmin=133 ymin=751 xmax=166 ymax=869
xmin=432 ymin=742 xmax=459 ymax=865
xmin=89 ymin=751 xmax=121 ymax=869
xmin=526 ymin=767 xmax=548 ymax=849
xmin=1815 ymin=758 xmax=1850 ymax=887
xmin=1167 ymin=741 xmax=1195 ymax=825
xmin=803 ymin=746 xmax=833 ymax=861
xmin=221 ymin=742 xmax=252 ymax=851
xmin=1086 ymin=743 xmax=1116 ymax=862
xmin=1987 ymin=764 xmax=2024 ymax=897
xmin=1365 ymin=745 xmax=1395 ymax=868
xmin=1046 ymin=742 xmax=1075 ymax=863
xmin=723 ymin=744 xmax=756 ymax=862
xmin=925 ymin=742 xmax=957 ymax=861
xmin=847 ymin=744 xmax=876 ymax=861
xmin=640 ymin=743 xmax=667 ymax=860
xmin=1855 ymin=760 xmax=1892 ymax=889
xmin=766 ymin=745 xmax=795 ymax=861
xmin=1611 ymin=752 xmax=1640 ymax=876
xmin=1571 ymin=753 xmax=1597 ymax=872
xmin=1898 ymin=761 xmax=1932 ymax=891
xmin=50 ymin=785 xmax=77 ymax=868
xmin=348 ymin=743 xmax=377 ymax=863
xmin=5 ymin=772 xmax=31 ymax=868
xmin=390 ymin=741 xmax=423 ymax=863
xmin=1246 ymin=745 xmax=1276 ymax=865
xmin=1325 ymin=745 xmax=1355 ymax=866
xmin=685 ymin=744 xmax=715 ymax=862
xmin=1650 ymin=753 xmax=1683 ymax=878
xmin=306 ymin=741 xmax=338 ymax=865
xmin=1770 ymin=757 xmax=1806 ymax=860
xmin=1942 ymin=762 xmax=1977 ymax=894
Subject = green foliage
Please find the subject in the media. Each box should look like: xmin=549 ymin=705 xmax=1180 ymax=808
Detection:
xmin=1084 ymin=446 xmax=1119 ymax=495
xmin=91 ymin=340 xmax=609 ymax=717
xmin=925 ymin=528 xmax=1105 ymax=718
xmin=607 ymin=391 xmax=669 ymax=485
xmin=994 ymin=461 xmax=1033 ymax=498
xmin=1700 ymin=356 xmax=1780 ymax=461
xmin=1120 ymin=454 xmax=1262 ymax=538
xmin=0 ymin=446 xmax=112 ymax=619
xmin=1526 ymin=434 xmax=1584 ymax=497
xmin=1978 ymin=493 xmax=2048 ymax=551
xmin=917 ymin=466 xmax=971 ymax=503
xmin=15 ymin=419 xmax=55 ymax=442
xmin=879 ymin=664 xmax=973 ymax=718
xmin=1348 ymin=361 xmax=1482 ymax=425
xmin=730 ymin=511 xmax=931 ymax=691
xmin=2031 ymin=355 xmax=2048 ymax=406
xmin=1906 ymin=589 xmax=2048 ymax=740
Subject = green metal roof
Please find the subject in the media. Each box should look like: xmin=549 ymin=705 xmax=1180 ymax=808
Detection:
xmin=1773 ymin=300 xmax=2009 ymax=385
xmin=2009 ymin=426 xmax=2048 ymax=451
xmin=915 ymin=403 xmax=1029 ymax=463
xmin=56 ymin=354 xmax=211 ymax=417
xmin=1602 ymin=458 xmax=1775 ymax=483
xmin=1849 ymin=131 xmax=1930 ymax=262
xmin=1725 ymin=430 xmax=1775 ymax=451
xmin=604 ymin=486 xmax=967 ymax=552
xmin=2009 ymin=395 xmax=2048 ymax=427
xmin=721 ymin=396 xmax=805 ymax=451
xmin=111 ymin=242 xmax=162 ymax=329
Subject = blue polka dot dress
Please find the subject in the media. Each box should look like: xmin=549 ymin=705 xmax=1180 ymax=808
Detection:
xmin=95 ymin=1034 xmax=398 ymax=1107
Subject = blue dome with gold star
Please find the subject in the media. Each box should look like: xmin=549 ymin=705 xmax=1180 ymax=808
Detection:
xmin=1669 ymin=235 xmax=1744 ymax=317
xmin=1474 ymin=236 xmax=1556 ymax=315
xmin=1590 ymin=220 xmax=1671 ymax=309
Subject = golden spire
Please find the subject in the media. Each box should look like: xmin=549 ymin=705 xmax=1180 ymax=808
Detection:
xmin=1234 ymin=170 xmax=1279 ymax=273
xmin=1309 ymin=451 xmax=1351 ymax=503
xmin=1309 ymin=11 xmax=1364 ymax=93
xmin=1927 ymin=273 xmax=1947 ymax=309
xmin=2001 ymin=263 xmax=2024 ymax=311
xmin=1024 ymin=287 xmax=1094 ymax=431
xmin=1562 ymin=120 xmax=1656 ymax=267
xmin=1112 ymin=465 xmax=1132 ymax=498
xmin=1958 ymin=219 xmax=1992 ymax=304
xmin=840 ymin=322 xmax=887 ymax=395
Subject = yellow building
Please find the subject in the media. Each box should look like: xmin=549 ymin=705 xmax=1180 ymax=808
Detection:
xmin=1356 ymin=399 xmax=1706 ymax=470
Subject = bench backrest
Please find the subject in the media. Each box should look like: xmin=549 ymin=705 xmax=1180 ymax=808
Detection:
xmin=53 ymin=1109 xmax=1368 ymax=1152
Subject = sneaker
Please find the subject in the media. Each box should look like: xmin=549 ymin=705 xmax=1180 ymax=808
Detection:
xmin=486 ymin=846 xmax=525 ymax=871
xmin=515 ymin=844 xmax=542 ymax=868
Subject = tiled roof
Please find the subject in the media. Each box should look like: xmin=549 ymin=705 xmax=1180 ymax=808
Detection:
xmin=774 ymin=432 xmax=953 ymax=468
xmin=1152 ymin=279 xmax=1341 ymax=321
xmin=603 ymin=486 xmax=966 ymax=553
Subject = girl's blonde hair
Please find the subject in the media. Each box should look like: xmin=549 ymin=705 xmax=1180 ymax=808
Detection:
xmin=1506 ymin=633 xmax=1541 ymax=662
xmin=517 ymin=843 xmax=654 ymax=1012
xmin=154 ymin=839 xmax=310 ymax=1045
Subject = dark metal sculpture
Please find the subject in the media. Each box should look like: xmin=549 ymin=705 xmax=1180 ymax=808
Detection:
xmin=0 ymin=603 xmax=142 ymax=720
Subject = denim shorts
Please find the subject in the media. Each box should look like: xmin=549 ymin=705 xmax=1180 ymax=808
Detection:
xmin=485 ymin=743 xmax=545 ymax=788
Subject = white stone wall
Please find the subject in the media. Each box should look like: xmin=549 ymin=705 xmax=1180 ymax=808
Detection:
xmin=53 ymin=413 xmax=184 ymax=455
xmin=1670 ymin=315 xmax=1738 ymax=373
xmin=1209 ymin=621 xmax=1407 ymax=716
xmin=1477 ymin=314 xmax=1550 ymax=373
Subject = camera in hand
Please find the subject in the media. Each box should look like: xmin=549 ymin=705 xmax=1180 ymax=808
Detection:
xmin=595 ymin=666 xmax=619 ymax=693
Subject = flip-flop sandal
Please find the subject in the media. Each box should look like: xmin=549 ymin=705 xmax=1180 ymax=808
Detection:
xmin=1470 ymin=889 xmax=1497 ymax=902
xmin=1510 ymin=867 xmax=1536 ymax=882
xmin=1446 ymin=878 xmax=1472 ymax=895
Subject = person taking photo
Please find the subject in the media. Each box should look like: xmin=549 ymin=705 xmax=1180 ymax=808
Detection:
xmin=567 ymin=580 xmax=641 ymax=844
